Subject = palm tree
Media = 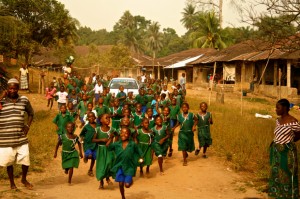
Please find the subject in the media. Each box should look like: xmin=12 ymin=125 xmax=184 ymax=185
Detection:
xmin=189 ymin=11 xmax=226 ymax=49
xmin=180 ymin=3 xmax=198 ymax=32
xmin=145 ymin=22 xmax=163 ymax=78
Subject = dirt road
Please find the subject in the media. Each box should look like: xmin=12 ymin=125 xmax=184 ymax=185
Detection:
xmin=0 ymin=89 xmax=268 ymax=199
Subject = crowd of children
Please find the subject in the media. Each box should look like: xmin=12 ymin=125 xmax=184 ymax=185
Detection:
xmin=51 ymin=72 xmax=213 ymax=199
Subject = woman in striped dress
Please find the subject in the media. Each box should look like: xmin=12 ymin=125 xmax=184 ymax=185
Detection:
xmin=269 ymin=99 xmax=300 ymax=199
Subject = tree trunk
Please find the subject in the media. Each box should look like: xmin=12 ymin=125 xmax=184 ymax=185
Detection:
xmin=219 ymin=0 xmax=223 ymax=29
xmin=152 ymin=52 xmax=155 ymax=79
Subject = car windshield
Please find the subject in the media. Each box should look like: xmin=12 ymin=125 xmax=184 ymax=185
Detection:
xmin=109 ymin=79 xmax=139 ymax=89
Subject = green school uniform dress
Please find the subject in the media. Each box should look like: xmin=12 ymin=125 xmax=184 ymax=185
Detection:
xmin=169 ymin=105 xmax=180 ymax=120
xmin=108 ymin=140 xmax=143 ymax=177
xmin=146 ymin=94 xmax=154 ymax=108
xmin=137 ymin=128 xmax=153 ymax=166
xmin=196 ymin=112 xmax=212 ymax=147
xmin=103 ymin=94 xmax=111 ymax=107
xmin=177 ymin=112 xmax=195 ymax=152
xmin=77 ymin=100 xmax=88 ymax=119
xmin=94 ymin=105 xmax=110 ymax=117
xmin=135 ymin=94 xmax=147 ymax=106
xmin=148 ymin=117 xmax=155 ymax=129
xmin=131 ymin=112 xmax=145 ymax=128
xmin=116 ymin=91 xmax=126 ymax=106
xmin=109 ymin=107 xmax=123 ymax=130
xmin=52 ymin=112 xmax=75 ymax=135
xmin=151 ymin=125 xmax=169 ymax=157
xmin=125 ymin=97 xmax=136 ymax=112
xmin=95 ymin=127 xmax=116 ymax=181
xmin=79 ymin=123 xmax=97 ymax=152
xmin=60 ymin=134 xmax=80 ymax=169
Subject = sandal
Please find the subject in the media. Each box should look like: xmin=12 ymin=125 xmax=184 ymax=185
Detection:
xmin=88 ymin=170 xmax=94 ymax=177
xmin=202 ymin=154 xmax=207 ymax=158
xmin=168 ymin=149 xmax=173 ymax=157
xmin=195 ymin=149 xmax=200 ymax=156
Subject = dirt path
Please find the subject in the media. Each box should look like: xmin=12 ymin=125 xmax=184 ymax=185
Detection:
xmin=0 ymin=89 xmax=268 ymax=199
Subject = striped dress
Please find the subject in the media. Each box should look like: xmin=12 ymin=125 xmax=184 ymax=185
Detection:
xmin=269 ymin=119 xmax=300 ymax=199
xmin=0 ymin=96 xmax=34 ymax=147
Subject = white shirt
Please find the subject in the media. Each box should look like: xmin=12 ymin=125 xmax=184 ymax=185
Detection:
xmin=56 ymin=91 xmax=68 ymax=103
xmin=19 ymin=68 xmax=28 ymax=76
xmin=160 ymin=90 xmax=170 ymax=99
xmin=141 ymin=75 xmax=146 ymax=83
xmin=94 ymin=84 xmax=103 ymax=94
xmin=83 ymin=110 xmax=97 ymax=125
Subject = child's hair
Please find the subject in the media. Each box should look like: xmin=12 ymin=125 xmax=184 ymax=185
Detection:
xmin=146 ymin=107 xmax=152 ymax=112
xmin=161 ymin=93 xmax=166 ymax=99
xmin=136 ymin=103 xmax=142 ymax=107
xmin=200 ymin=102 xmax=208 ymax=107
xmin=60 ymin=104 xmax=67 ymax=109
xmin=88 ymin=111 xmax=95 ymax=117
xmin=163 ymin=106 xmax=170 ymax=112
xmin=155 ymin=114 xmax=162 ymax=121
xmin=66 ymin=122 xmax=75 ymax=129
xmin=87 ymin=102 xmax=93 ymax=106
xmin=121 ymin=127 xmax=130 ymax=134
xmin=99 ymin=113 xmax=110 ymax=120
xmin=181 ymin=102 xmax=189 ymax=108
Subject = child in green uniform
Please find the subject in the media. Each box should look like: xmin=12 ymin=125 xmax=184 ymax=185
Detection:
xmin=94 ymin=97 xmax=110 ymax=126
xmin=145 ymin=108 xmax=155 ymax=129
xmin=92 ymin=114 xmax=116 ymax=189
xmin=77 ymin=94 xmax=88 ymax=128
xmin=107 ymin=127 xmax=143 ymax=199
xmin=135 ymin=118 xmax=153 ymax=177
xmin=168 ymin=98 xmax=180 ymax=157
xmin=53 ymin=104 xmax=74 ymax=138
xmin=195 ymin=102 xmax=213 ymax=158
xmin=116 ymin=85 xmax=127 ymax=106
xmin=125 ymin=91 xmax=136 ymax=113
xmin=173 ymin=89 xmax=182 ymax=107
xmin=67 ymin=102 xmax=78 ymax=122
xmin=135 ymin=89 xmax=147 ymax=113
xmin=54 ymin=122 xmax=83 ymax=184
xmin=131 ymin=103 xmax=145 ymax=130
xmin=173 ymin=103 xmax=197 ymax=166
xmin=109 ymin=98 xmax=123 ymax=131
xmin=102 ymin=88 xmax=111 ymax=107
xmin=151 ymin=115 xmax=169 ymax=175
xmin=146 ymin=89 xmax=154 ymax=109
xmin=79 ymin=112 xmax=97 ymax=176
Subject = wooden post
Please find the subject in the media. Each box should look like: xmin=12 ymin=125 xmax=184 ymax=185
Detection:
xmin=241 ymin=62 xmax=245 ymax=116
xmin=287 ymin=60 xmax=291 ymax=88
xmin=209 ymin=62 xmax=217 ymax=105
xmin=278 ymin=68 xmax=282 ymax=99
xmin=38 ymin=75 xmax=41 ymax=94
xmin=274 ymin=61 xmax=278 ymax=86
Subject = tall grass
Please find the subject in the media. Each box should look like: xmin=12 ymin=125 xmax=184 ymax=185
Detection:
xmin=0 ymin=110 xmax=57 ymax=179
xmin=188 ymin=95 xmax=300 ymax=186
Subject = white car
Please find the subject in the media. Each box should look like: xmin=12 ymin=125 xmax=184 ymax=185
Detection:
xmin=108 ymin=77 xmax=139 ymax=97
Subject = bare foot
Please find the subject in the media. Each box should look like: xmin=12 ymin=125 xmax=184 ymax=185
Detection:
xmin=21 ymin=180 xmax=33 ymax=190
xmin=10 ymin=184 xmax=18 ymax=190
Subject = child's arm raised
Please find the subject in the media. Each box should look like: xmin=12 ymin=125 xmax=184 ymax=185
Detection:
xmin=54 ymin=138 xmax=62 ymax=158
